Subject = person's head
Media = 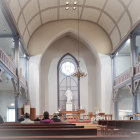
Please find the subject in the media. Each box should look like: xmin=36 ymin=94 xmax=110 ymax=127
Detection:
xmin=20 ymin=115 xmax=24 ymax=118
xmin=24 ymin=113 xmax=30 ymax=119
xmin=53 ymin=113 xmax=57 ymax=118
xmin=43 ymin=111 xmax=49 ymax=119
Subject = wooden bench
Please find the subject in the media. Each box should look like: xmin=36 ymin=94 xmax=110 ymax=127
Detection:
xmin=98 ymin=120 xmax=140 ymax=130
xmin=0 ymin=128 xmax=97 ymax=136
xmin=98 ymin=120 xmax=140 ymax=135
xmin=1 ymin=121 xmax=139 ymax=140
xmin=0 ymin=125 xmax=84 ymax=129
xmin=0 ymin=135 xmax=133 ymax=140
xmin=1 ymin=122 xmax=75 ymax=126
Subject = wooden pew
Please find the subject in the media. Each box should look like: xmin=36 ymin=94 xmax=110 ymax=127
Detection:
xmin=0 ymin=125 xmax=84 ymax=129
xmin=0 ymin=122 xmax=84 ymax=129
xmin=0 ymin=135 xmax=133 ymax=140
xmin=0 ymin=122 xmax=139 ymax=140
xmin=1 ymin=122 xmax=75 ymax=126
xmin=98 ymin=120 xmax=140 ymax=130
xmin=0 ymin=128 xmax=97 ymax=136
xmin=1 ymin=121 xmax=139 ymax=140
xmin=98 ymin=120 xmax=140 ymax=135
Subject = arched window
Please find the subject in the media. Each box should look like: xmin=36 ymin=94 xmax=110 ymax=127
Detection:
xmin=57 ymin=54 xmax=80 ymax=111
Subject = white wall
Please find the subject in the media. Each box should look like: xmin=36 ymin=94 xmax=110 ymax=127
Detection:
xmin=115 ymin=55 xmax=130 ymax=77
xmin=0 ymin=91 xmax=15 ymax=121
xmin=29 ymin=55 xmax=41 ymax=115
xmin=29 ymin=36 xmax=112 ymax=116
xmin=117 ymin=87 xmax=133 ymax=120
xmin=99 ymin=54 xmax=113 ymax=114
xmin=40 ymin=36 xmax=96 ymax=115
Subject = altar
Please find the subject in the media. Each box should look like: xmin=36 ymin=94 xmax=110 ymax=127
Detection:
xmin=60 ymin=109 xmax=85 ymax=121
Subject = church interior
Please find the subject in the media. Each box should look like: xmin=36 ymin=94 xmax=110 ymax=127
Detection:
xmin=0 ymin=0 xmax=140 ymax=139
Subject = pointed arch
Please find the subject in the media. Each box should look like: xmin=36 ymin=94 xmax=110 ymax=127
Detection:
xmin=57 ymin=53 xmax=80 ymax=110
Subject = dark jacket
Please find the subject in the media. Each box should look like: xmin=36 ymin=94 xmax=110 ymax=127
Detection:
xmin=51 ymin=116 xmax=61 ymax=122
xmin=18 ymin=117 xmax=25 ymax=122
xmin=0 ymin=115 xmax=4 ymax=124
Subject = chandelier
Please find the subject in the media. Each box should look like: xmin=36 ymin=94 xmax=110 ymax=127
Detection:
xmin=73 ymin=61 xmax=87 ymax=80
xmin=65 ymin=1 xmax=87 ymax=80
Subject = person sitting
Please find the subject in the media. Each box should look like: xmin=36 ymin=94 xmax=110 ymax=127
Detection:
xmin=34 ymin=117 xmax=40 ymax=121
xmin=18 ymin=115 xmax=25 ymax=122
xmin=21 ymin=113 xmax=34 ymax=124
xmin=51 ymin=113 xmax=61 ymax=122
xmin=0 ymin=115 xmax=4 ymax=124
xmin=40 ymin=111 xmax=54 ymax=124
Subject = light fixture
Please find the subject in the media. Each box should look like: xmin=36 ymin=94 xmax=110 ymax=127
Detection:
xmin=10 ymin=103 xmax=15 ymax=106
xmin=65 ymin=1 xmax=87 ymax=80
xmin=23 ymin=54 xmax=26 ymax=57
xmin=73 ymin=61 xmax=87 ymax=80
xmin=73 ymin=7 xmax=76 ymax=10
xmin=65 ymin=7 xmax=69 ymax=10
xmin=66 ymin=2 xmax=69 ymax=5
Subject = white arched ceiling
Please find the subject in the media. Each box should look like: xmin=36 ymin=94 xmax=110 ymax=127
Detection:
xmin=28 ymin=20 xmax=111 ymax=55
xmin=5 ymin=0 xmax=140 ymax=53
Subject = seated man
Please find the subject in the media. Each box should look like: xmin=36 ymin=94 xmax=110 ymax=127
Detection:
xmin=51 ymin=113 xmax=61 ymax=122
xmin=21 ymin=113 xmax=34 ymax=124
xmin=34 ymin=117 xmax=40 ymax=121
xmin=18 ymin=115 xmax=24 ymax=122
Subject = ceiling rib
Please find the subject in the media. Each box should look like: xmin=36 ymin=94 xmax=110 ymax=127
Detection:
xmin=22 ymin=4 xmax=118 ymax=37
xmin=119 ymin=0 xmax=132 ymax=27
xmin=79 ymin=0 xmax=86 ymax=19
xmin=57 ymin=0 xmax=60 ymax=20
xmin=97 ymin=0 xmax=108 ymax=23
xmin=37 ymin=0 xmax=43 ymax=25
xmin=18 ymin=0 xmax=30 ymax=37
xmin=17 ymin=0 xmax=31 ymax=25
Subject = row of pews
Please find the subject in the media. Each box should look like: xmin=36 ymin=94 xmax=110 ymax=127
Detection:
xmin=98 ymin=120 xmax=140 ymax=139
xmin=0 ymin=122 xmax=96 ymax=140
xmin=98 ymin=120 xmax=140 ymax=132
xmin=0 ymin=121 xmax=139 ymax=140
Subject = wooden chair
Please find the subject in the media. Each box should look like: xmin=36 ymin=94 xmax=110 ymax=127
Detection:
xmin=83 ymin=112 xmax=93 ymax=121
xmin=105 ymin=114 xmax=112 ymax=120
xmin=98 ymin=113 xmax=105 ymax=120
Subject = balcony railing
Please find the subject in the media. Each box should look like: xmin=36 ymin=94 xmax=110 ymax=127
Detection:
xmin=135 ymin=63 xmax=140 ymax=76
xmin=114 ymin=69 xmax=131 ymax=87
xmin=0 ymin=48 xmax=17 ymax=77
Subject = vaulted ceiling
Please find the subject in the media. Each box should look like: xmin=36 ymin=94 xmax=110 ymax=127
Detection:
xmin=4 ymin=0 xmax=140 ymax=54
